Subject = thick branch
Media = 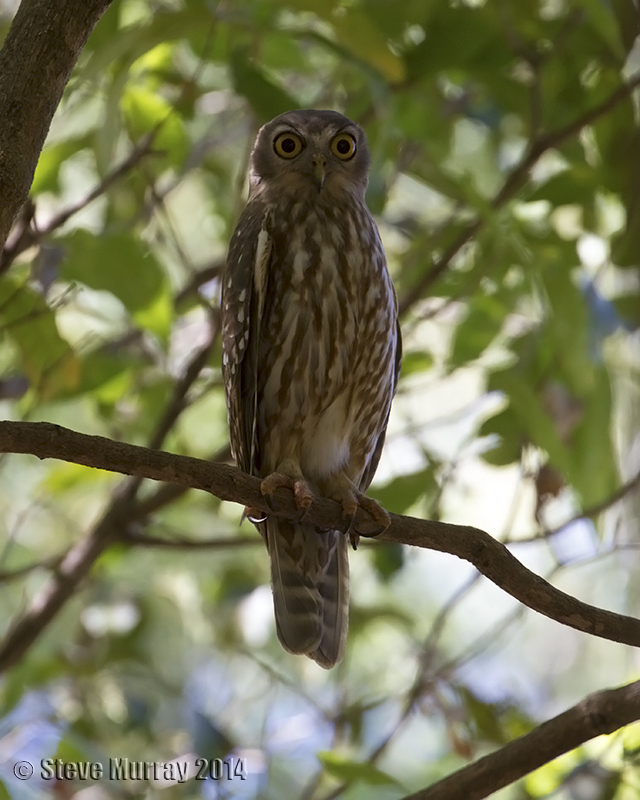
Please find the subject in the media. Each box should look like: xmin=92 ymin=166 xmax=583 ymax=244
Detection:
xmin=402 ymin=679 xmax=640 ymax=800
xmin=1 ymin=420 xmax=639 ymax=651
xmin=0 ymin=0 xmax=114 ymax=248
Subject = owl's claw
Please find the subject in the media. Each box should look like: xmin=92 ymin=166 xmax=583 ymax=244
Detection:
xmin=244 ymin=506 xmax=267 ymax=524
xmin=260 ymin=471 xmax=314 ymax=522
xmin=326 ymin=478 xmax=391 ymax=538
xmin=353 ymin=493 xmax=390 ymax=536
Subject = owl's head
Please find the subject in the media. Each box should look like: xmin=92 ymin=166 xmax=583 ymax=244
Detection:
xmin=248 ymin=109 xmax=371 ymax=201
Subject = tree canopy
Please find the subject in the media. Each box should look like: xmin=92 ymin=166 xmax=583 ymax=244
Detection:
xmin=0 ymin=0 xmax=639 ymax=798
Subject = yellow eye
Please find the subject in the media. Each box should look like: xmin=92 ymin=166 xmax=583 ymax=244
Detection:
xmin=273 ymin=132 xmax=304 ymax=159
xmin=330 ymin=133 xmax=356 ymax=160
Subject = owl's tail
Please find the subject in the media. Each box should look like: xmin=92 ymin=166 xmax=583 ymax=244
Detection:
xmin=265 ymin=518 xmax=349 ymax=668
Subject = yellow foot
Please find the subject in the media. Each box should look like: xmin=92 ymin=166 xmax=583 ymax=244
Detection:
xmin=260 ymin=471 xmax=314 ymax=521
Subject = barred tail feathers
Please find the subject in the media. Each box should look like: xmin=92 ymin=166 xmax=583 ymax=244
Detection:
xmin=266 ymin=518 xmax=349 ymax=668
xmin=309 ymin=528 xmax=349 ymax=668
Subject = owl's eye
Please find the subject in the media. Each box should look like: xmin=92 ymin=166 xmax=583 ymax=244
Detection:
xmin=274 ymin=132 xmax=304 ymax=159
xmin=330 ymin=133 xmax=357 ymax=160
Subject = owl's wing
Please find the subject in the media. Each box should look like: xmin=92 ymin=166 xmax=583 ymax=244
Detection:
xmin=358 ymin=318 xmax=403 ymax=492
xmin=221 ymin=198 xmax=272 ymax=475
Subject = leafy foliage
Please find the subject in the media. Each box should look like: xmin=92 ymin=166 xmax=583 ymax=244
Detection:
xmin=0 ymin=0 xmax=639 ymax=798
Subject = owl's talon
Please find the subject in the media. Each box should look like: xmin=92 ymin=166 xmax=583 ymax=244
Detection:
xmin=356 ymin=522 xmax=387 ymax=538
xmin=262 ymin=492 xmax=277 ymax=513
xmin=325 ymin=476 xmax=391 ymax=537
xmin=245 ymin=505 xmax=268 ymax=524
xmin=260 ymin=471 xmax=315 ymax=518
xmin=242 ymin=505 xmax=268 ymax=524
xmin=342 ymin=511 xmax=356 ymax=535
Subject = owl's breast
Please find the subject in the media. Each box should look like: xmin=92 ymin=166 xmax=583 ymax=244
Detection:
xmin=257 ymin=201 xmax=397 ymax=478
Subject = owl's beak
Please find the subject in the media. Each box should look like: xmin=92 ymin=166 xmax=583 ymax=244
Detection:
xmin=311 ymin=155 xmax=326 ymax=191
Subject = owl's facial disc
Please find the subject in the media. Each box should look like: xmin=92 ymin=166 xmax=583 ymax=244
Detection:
xmin=248 ymin=111 xmax=369 ymax=201
xmin=269 ymin=126 xmax=359 ymax=192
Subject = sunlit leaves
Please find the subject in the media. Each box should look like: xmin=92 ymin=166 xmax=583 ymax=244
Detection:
xmin=0 ymin=276 xmax=80 ymax=400
xmin=317 ymin=752 xmax=403 ymax=788
xmin=370 ymin=467 xmax=437 ymax=516
xmin=121 ymin=85 xmax=189 ymax=168
xmin=230 ymin=49 xmax=300 ymax=121
xmin=59 ymin=230 xmax=172 ymax=340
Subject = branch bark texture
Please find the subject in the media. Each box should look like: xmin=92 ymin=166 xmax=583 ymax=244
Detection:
xmin=0 ymin=0 xmax=114 ymax=248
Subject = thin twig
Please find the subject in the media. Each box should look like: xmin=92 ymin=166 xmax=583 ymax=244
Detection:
xmin=0 ymin=130 xmax=159 ymax=272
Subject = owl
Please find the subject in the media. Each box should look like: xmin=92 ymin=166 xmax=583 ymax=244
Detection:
xmin=221 ymin=109 xmax=401 ymax=668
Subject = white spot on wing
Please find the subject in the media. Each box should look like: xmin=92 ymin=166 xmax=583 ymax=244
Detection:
xmin=255 ymin=226 xmax=271 ymax=321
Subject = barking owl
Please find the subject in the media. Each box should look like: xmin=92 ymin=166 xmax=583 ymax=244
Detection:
xmin=221 ymin=109 xmax=401 ymax=667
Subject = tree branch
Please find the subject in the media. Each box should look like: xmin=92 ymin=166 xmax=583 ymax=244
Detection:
xmin=0 ymin=419 xmax=639 ymax=659
xmin=398 ymin=70 xmax=640 ymax=313
xmin=0 ymin=0 xmax=115 ymax=249
xmin=401 ymin=679 xmax=640 ymax=800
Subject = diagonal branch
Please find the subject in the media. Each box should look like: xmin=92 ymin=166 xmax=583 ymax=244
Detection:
xmin=401 ymin=678 xmax=640 ymax=800
xmin=0 ymin=419 xmax=639 ymax=672
xmin=398 ymin=70 xmax=640 ymax=313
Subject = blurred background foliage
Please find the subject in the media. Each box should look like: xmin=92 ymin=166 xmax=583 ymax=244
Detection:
xmin=0 ymin=0 xmax=639 ymax=798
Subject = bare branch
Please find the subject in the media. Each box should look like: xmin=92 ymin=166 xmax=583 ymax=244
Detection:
xmin=0 ymin=0 xmax=115 ymax=249
xmin=124 ymin=530 xmax=258 ymax=549
xmin=0 ymin=419 xmax=639 ymax=658
xmin=401 ymin=679 xmax=640 ymax=800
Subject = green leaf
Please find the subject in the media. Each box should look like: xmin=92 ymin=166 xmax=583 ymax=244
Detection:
xmin=370 ymin=542 xmax=405 ymax=582
xmin=406 ymin=4 xmax=512 ymax=78
xmin=82 ymin=9 xmax=206 ymax=82
xmin=622 ymin=721 xmax=640 ymax=757
xmin=331 ymin=10 xmax=405 ymax=83
xmin=121 ymin=84 xmax=188 ymax=167
xmin=53 ymin=350 xmax=133 ymax=402
xmin=400 ymin=349 xmax=434 ymax=378
xmin=458 ymin=686 xmax=507 ymax=745
xmin=60 ymin=230 xmax=172 ymax=339
xmin=32 ymin=136 xmax=91 ymax=194
xmin=490 ymin=369 xmax=573 ymax=476
xmin=574 ymin=0 xmax=626 ymax=61
xmin=612 ymin=293 xmax=640 ymax=326
xmin=369 ymin=468 xmax=436 ymax=515
xmin=317 ymin=752 xmax=403 ymax=788
xmin=0 ymin=276 xmax=80 ymax=399
xmin=230 ymin=49 xmax=300 ymax=122
xmin=568 ymin=364 xmax=618 ymax=504
xmin=479 ymin=406 xmax=524 ymax=467
xmin=528 ymin=168 xmax=598 ymax=206
xmin=449 ymin=293 xmax=507 ymax=367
